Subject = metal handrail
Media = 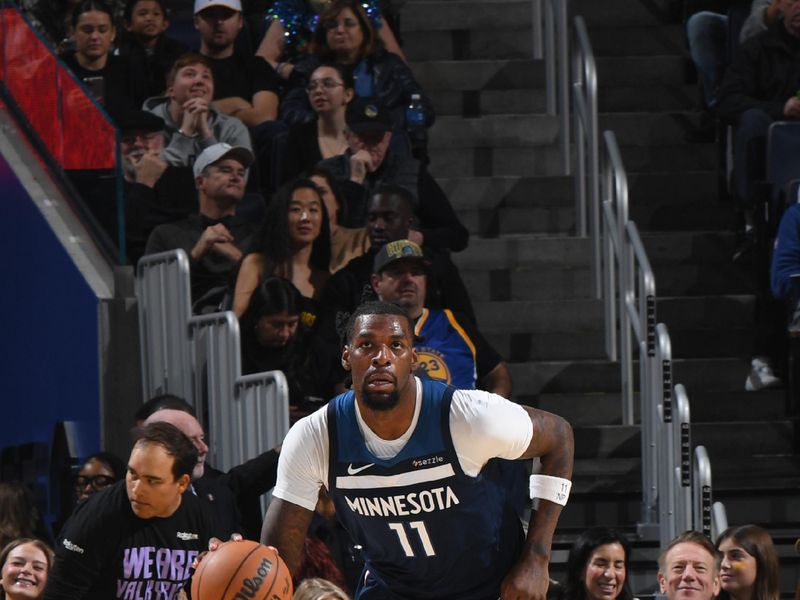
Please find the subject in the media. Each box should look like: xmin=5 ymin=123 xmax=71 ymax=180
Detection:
xmin=694 ymin=445 xmax=727 ymax=539
xmin=572 ymin=16 xmax=599 ymax=256
xmin=533 ymin=0 xmax=569 ymax=174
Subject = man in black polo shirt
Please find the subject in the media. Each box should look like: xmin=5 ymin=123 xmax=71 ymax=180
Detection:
xmin=145 ymin=142 xmax=257 ymax=312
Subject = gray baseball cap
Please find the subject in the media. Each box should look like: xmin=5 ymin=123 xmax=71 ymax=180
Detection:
xmin=193 ymin=143 xmax=254 ymax=178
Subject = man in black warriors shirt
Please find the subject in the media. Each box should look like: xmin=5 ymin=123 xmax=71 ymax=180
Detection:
xmin=44 ymin=422 xmax=213 ymax=599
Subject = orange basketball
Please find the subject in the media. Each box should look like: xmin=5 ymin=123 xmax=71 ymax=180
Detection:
xmin=191 ymin=540 xmax=293 ymax=600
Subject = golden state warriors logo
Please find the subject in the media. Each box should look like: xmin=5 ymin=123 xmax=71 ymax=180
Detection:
xmin=416 ymin=348 xmax=451 ymax=384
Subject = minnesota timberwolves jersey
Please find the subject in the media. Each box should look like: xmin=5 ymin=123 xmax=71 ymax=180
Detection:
xmin=414 ymin=308 xmax=478 ymax=389
xmin=326 ymin=378 xmax=523 ymax=599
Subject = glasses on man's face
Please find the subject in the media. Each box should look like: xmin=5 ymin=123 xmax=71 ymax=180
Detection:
xmin=75 ymin=475 xmax=115 ymax=491
xmin=306 ymin=78 xmax=345 ymax=92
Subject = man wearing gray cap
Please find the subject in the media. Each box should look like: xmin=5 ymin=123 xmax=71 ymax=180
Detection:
xmin=145 ymin=142 xmax=257 ymax=312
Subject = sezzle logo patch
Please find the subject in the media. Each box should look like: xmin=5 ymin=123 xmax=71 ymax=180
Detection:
xmin=176 ymin=532 xmax=198 ymax=541
xmin=411 ymin=455 xmax=445 ymax=468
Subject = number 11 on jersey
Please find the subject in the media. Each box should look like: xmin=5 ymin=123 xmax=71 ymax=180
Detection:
xmin=388 ymin=521 xmax=436 ymax=557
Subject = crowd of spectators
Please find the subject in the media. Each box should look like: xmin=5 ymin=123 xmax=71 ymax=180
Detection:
xmin=5 ymin=0 xmax=800 ymax=598
xmin=683 ymin=0 xmax=800 ymax=392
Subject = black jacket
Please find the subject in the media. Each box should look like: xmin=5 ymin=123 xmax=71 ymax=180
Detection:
xmin=280 ymin=50 xmax=435 ymax=129
xmin=318 ymin=150 xmax=469 ymax=253
xmin=717 ymin=21 xmax=800 ymax=121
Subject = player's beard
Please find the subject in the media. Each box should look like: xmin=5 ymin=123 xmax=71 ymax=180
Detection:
xmin=360 ymin=385 xmax=401 ymax=411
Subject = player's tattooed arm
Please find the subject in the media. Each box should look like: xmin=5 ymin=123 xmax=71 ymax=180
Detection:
xmin=501 ymin=407 xmax=574 ymax=600
xmin=260 ymin=498 xmax=314 ymax=576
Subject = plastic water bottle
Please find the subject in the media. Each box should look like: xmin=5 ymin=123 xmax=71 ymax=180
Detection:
xmin=405 ymin=93 xmax=427 ymax=153
xmin=405 ymin=93 xmax=425 ymax=131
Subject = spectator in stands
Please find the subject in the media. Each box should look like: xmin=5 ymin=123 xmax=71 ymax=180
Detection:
xmin=0 ymin=485 xmax=47 ymax=551
xmin=43 ymin=422 xmax=212 ymax=599
xmin=195 ymin=0 xmax=280 ymax=128
xmin=115 ymin=110 xmax=197 ymax=263
xmin=194 ymin=0 xmax=283 ymax=191
xmin=280 ymin=0 xmax=432 ymax=138
xmin=74 ymin=451 xmax=125 ymax=503
xmin=740 ymin=1 xmax=785 ymax=42
xmin=715 ymin=1 xmax=800 ymax=389
xmin=132 ymin=393 xmax=199 ymax=426
xmin=114 ymin=0 xmax=188 ymax=100
xmin=239 ymin=277 xmax=341 ymax=417
xmin=562 ymin=527 xmax=634 ymax=600
xmin=144 ymin=406 xmax=280 ymax=541
xmin=371 ymin=239 xmax=511 ymax=395
xmin=281 ymin=64 xmax=355 ymax=185
xmin=317 ymin=97 xmax=467 ymax=252
xmin=319 ymin=185 xmax=474 ymax=350
xmin=716 ymin=0 xmax=800 ymax=224
xmin=716 ymin=524 xmax=780 ymax=600
xmin=144 ymin=52 xmax=252 ymax=168
xmin=308 ymin=165 xmax=370 ymax=273
xmin=256 ymin=0 xmax=404 ymax=81
xmin=145 ymin=142 xmax=257 ymax=312
xmin=657 ymin=531 xmax=721 ymax=600
xmin=292 ymin=576 xmax=350 ymax=600
xmin=60 ymin=1 xmax=145 ymax=115
xmin=1 ymin=538 xmax=53 ymax=600
xmin=771 ymin=201 xmax=800 ymax=333
xmin=232 ymin=178 xmax=331 ymax=318
xmin=24 ymin=0 xmax=82 ymax=50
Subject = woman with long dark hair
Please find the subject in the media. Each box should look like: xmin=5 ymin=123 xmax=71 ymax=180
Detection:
xmin=562 ymin=527 xmax=634 ymax=600
xmin=233 ymin=178 xmax=331 ymax=318
xmin=716 ymin=524 xmax=780 ymax=600
xmin=239 ymin=277 xmax=339 ymax=416
xmin=281 ymin=63 xmax=355 ymax=184
xmin=280 ymin=0 xmax=433 ymax=133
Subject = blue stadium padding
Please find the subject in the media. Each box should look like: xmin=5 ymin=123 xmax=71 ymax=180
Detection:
xmin=0 ymin=152 xmax=100 ymax=453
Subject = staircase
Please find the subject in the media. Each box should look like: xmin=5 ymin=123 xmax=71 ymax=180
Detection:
xmin=403 ymin=0 xmax=800 ymax=593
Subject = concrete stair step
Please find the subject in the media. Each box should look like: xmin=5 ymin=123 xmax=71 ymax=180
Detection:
xmin=534 ymin=390 xmax=787 ymax=426
xmin=429 ymin=114 xmax=559 ymax=148
xmin=429 ymin=112 xmax=716 ymax=153
xmin=428 ymin=143 xmax=716 ymax=177
xmin=570 ymin=0 xmax=665 ymax=28
xmin=507 ymin=357 xmax=753 ymax=394
xmin=456 ymin=198 xmax=733 ymax=235
xmin=412 ymin=56 xmax=685 ymax=92
xmin=570 ymin=454 xmax=800 ymax=491
xmin=428 ymin=85 xmax=698 ymax=116
xmin=444 ymin=171 xmax=717 ymax=211
xmin=401 ymin=0 xmax=531 ymax=32
xmin=475 ymin=296 xmax=754 ymax=333
xmin=560 ymin=485 xmax=800 ymax=532
xmin=488 ymin=326 xmax=754 ymax=362
xmin=452 ymin=231 xmax=746 ymax=271
xmin=587 ymin=25 xmax=685 ymax=57
xmin=460 ymin=260 xmax=754 ymax=302
xmin=404 ymin=24 xmax=685 ymax=61
xmin=571 ymin=422 xmax=795 ymax=460
xmin=430 ymin=112 xmax=704 ymax=149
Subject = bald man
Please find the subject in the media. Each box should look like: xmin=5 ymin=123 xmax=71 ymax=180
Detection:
xmin=145 ymin=407 xmax=279 ymax=540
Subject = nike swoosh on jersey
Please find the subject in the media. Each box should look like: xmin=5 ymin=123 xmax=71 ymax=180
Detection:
xmin=347 ymin=463 xmax=375 ymax=475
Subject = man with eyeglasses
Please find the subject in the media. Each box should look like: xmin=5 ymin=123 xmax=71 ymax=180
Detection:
xmin=145 ymin=142 xmax=258 ymax=312
xmin=118 ymin=109 xmax=199 ymax=263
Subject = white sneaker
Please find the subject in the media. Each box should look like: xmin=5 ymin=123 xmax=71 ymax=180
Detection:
xmin=745 ymin=357 xmax=782 ymax=391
